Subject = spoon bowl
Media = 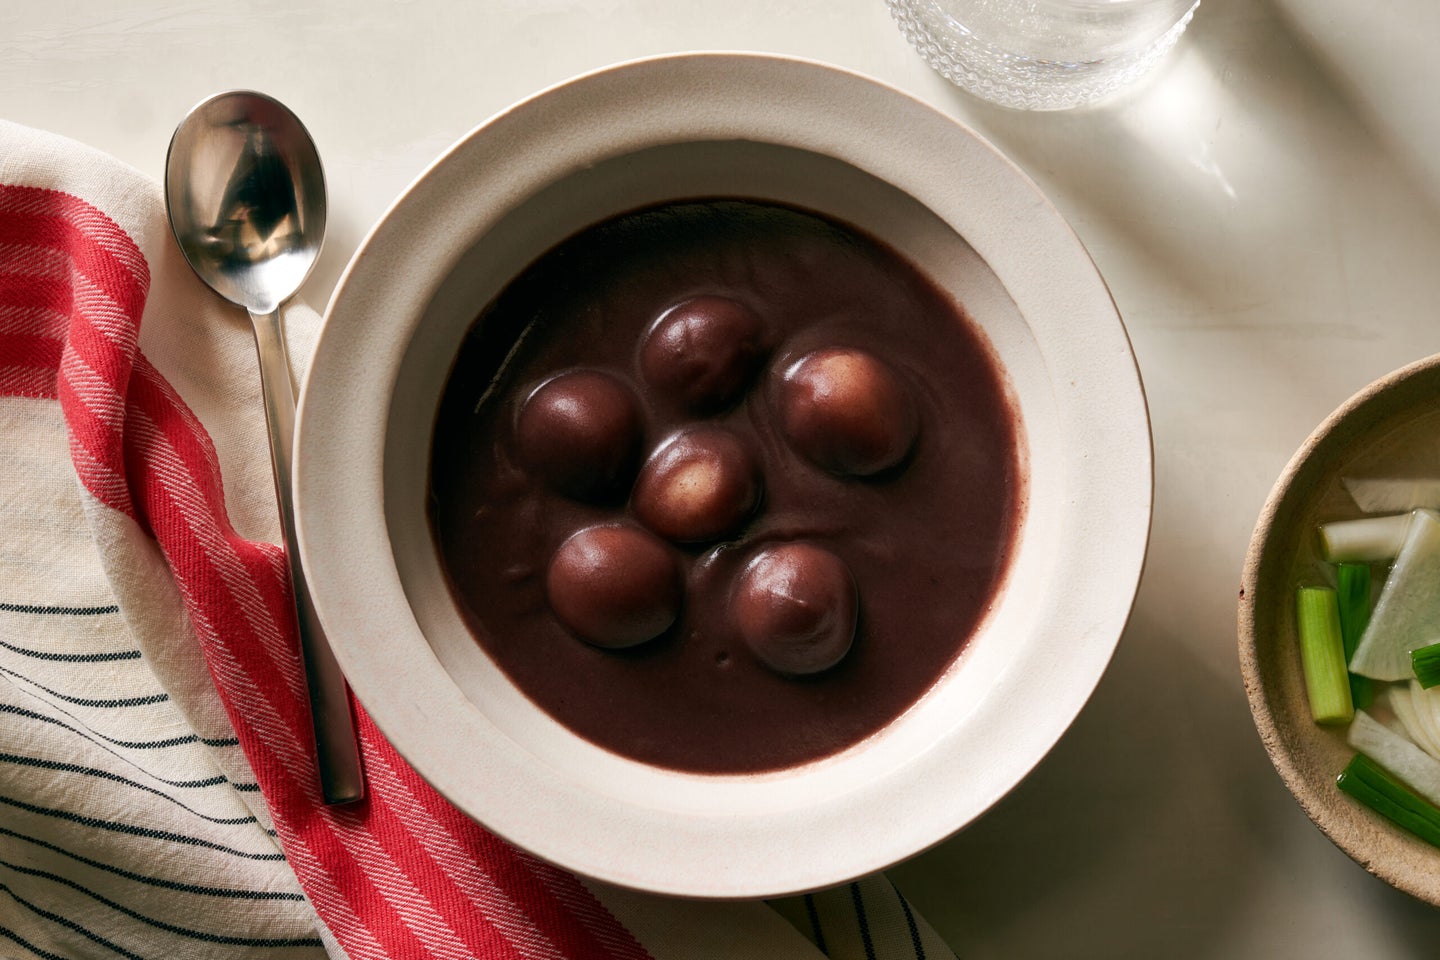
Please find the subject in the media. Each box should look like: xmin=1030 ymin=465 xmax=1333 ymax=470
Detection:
xmin=165 ymin=91 xmax=326 ymax=315
xmin=165 ymin=91 xmax=363 ymax=805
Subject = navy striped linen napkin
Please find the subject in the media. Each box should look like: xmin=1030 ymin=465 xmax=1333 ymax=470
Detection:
xmin=0 ymin=117 xmax=957 ymax=960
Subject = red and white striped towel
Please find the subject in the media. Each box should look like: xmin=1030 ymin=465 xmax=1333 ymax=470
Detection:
xmin=0 ymin=118 xmax=957 ymax=960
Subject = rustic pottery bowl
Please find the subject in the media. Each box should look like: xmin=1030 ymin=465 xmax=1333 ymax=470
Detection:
xmin=294 ymin=52 xmax=1152 ymax=897
xmin=1240 ymin=352 xmax=1440 ymax=905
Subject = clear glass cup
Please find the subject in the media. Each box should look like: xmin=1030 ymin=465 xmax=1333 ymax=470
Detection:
xmin=887 ymin=0 xmax=1200 ymax=110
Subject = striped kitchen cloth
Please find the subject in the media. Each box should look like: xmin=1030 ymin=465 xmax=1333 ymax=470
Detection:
xmin=0 ymin=118 xmax=958 ymax=960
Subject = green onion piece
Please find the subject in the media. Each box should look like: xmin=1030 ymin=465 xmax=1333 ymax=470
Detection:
xmin=1320 ymin=513 xmax=1413 ymax=562
xmin=1296 ymin=586 xmax=1355 ymax=725
xmin=1412 ymin=643 xmax=1440 ymax=690
xmin=1336 ymin=562 xmax=1374 ymax=709
xmin=1337 ymin=753 xmax=1440 ymax=848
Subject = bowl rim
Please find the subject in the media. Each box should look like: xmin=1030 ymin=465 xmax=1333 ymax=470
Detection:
xmin=1239 ymin=350 xmax=1440 ymax=905
xmin=295 ymin=51 xmax=1153 ymax=897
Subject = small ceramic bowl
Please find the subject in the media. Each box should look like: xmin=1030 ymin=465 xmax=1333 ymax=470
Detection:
xmin=1240 ymin=352 xmax=1440 ymax=905
xmin=294 ymin=52 xmax=1151 ymax=897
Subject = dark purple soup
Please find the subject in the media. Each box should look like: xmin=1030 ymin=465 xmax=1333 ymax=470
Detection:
xmin=429 ymin=200 xmax=1024 ymax=774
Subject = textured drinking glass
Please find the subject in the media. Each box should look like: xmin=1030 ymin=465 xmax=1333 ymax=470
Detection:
xmin=887 ymin=0 xmax=1200 ymax=110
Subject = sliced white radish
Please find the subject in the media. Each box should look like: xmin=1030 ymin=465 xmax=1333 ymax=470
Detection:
xmin=1319 ymin=513 xmax=1413 ymax=562
xmin=1343 ymin=477 xmax=1440 ymax=514
xmin=1389 ymin=683 xmax=1440 ymax=761
xmin=1404 ymin=682 xmax=1440 ymax=760
xmin=1350 ymin=509 xmax=1440 ymax=680
xmin=1410 ymin=683 xmax=1440 ymax=755
xmin=1348 ymin=709 xmax=1440 ymax=808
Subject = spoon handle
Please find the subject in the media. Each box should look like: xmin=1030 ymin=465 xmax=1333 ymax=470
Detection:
xmin=252 ymin=306 xmax=366 ymax=805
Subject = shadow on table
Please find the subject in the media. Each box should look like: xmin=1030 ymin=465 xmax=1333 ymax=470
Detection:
xmin=894 ymin=597 xmax=1440 ymax=958
xmin=912 ymin=0 xmax=1440 ymax=348
xmin=890 ymin=0 xmax=1440 ymax=954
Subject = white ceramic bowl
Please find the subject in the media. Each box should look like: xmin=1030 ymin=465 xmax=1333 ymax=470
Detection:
xmin=294 ymin=52 xmax=1152 ymax=898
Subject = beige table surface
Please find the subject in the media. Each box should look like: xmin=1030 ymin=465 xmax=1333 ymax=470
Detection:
xmin=5 ymin=0 xmax=1440 ymax=955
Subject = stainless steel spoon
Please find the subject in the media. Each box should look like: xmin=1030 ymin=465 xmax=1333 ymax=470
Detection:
xmin=164 ymin=91 xmax=364 ymax=805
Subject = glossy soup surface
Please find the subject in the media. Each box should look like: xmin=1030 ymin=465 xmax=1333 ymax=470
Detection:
xmin=429 ymin=200 xmax=1025 ymax=773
